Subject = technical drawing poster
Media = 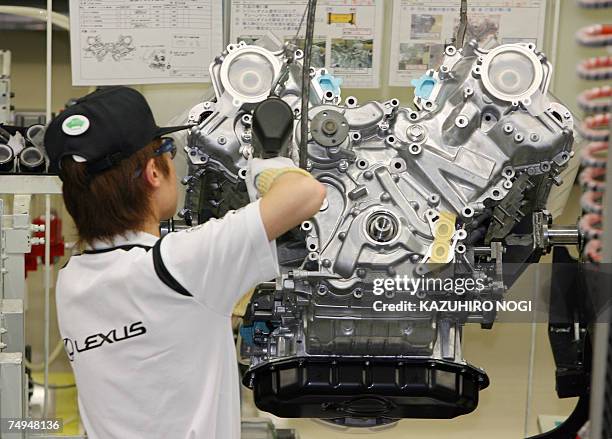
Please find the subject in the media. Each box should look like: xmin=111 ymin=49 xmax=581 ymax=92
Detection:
xmin=69 ymin=0 xmax=223 ymax=85
xmin=230 ymin=1 xmax=384 ymax=88
xmin=389 ymin=0 xmax=547 ymax=86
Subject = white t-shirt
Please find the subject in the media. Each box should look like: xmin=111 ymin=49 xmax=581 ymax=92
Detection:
xmin=56 ymin=200 xmax=279 ymax=439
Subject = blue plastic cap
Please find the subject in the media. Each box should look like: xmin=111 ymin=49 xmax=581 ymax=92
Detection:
xmin=411 ymin=74 xmax=437 ymax=100
xmin=318 ymin=74 xmax=343 ymax=96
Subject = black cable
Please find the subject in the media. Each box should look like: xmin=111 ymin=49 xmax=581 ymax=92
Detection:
xmin=299 ymin=0 xmax=317 ymax=169
xmin=292 ymin=3 xmax=310 ymax=44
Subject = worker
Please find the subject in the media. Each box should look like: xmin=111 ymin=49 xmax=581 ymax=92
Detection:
xmin=44 ymin=86 xmax=326 ymax=439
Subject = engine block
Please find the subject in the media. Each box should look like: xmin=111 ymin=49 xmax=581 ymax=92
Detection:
xmin=182 ymin=36 xmax=575 ymax=426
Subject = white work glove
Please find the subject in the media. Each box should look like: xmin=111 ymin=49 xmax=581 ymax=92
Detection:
xmin=245 ymin=156 xmax=302 ymax=201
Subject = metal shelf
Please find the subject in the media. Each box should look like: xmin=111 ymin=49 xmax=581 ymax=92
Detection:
xmin=0 ymin=175 xmax=61 ymax=195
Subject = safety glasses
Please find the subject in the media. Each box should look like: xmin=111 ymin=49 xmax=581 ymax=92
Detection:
xmin=154 ymin=137 xmax=177 ymax=160
xmin=132 ymin=137 xmax=177 ymax=179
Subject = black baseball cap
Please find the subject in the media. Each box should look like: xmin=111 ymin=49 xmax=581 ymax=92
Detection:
xmin=44 ymin=86 xmax=193 ymax=175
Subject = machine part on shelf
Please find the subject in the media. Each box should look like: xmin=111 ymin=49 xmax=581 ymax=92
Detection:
xmin=580 ymin=165 xmax=607 ymax=192
xmin=18 ymin=146 xmax=46 ymax=173
xmin=26 ymin=124 xmax=46 ymax=149
xmin=581 ymin=141 xmax=609 ymax=168
xmin=183 ymin=38 xmax=575 ymax=424
xmin=0 ymin=50 xmax=12 ymax=125
xmin=0 ymin=143 xmax=15 ymax=172
xmin=578 ymin=86 xmax=612 ymax=113
xmin=578 ymin=0 xmax=612 ymax=7
xmin=581 ymin=191 xmax=604 ymax=214
xmin=577 ymin=56 xmax=612 ymax=81
xmin=579 ymin=213 xmax=603 ymax=240
xmin=578 ymin=113 xmax=610 ymax=142
xmin=576 ymin=24 xmax=612 ymax=47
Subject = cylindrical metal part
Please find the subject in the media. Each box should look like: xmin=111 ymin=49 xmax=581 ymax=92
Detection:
xmin=19 ymin=146 xmax=46 ymax=173
xmin=0 ymin=143 xmax=15 ymax=172
xmin=545 ymin=225 xmax=580 ymax=246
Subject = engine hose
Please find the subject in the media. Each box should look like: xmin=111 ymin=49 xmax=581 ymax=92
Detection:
xmin=580 ymin=191 xmax=604 ymax=214
xmin=580 ymin=141 xmax=608 ymax=168
xmin=578 ymin=0 xmax=612 ymax=8
xmin=576 ymin=24 xmax=612 ymax=47
xmin=579 ymin=166 xmax=607 ymax=192
xmin=577 ymin=113 xmax=610 ymax=142
xmin=299 ymin=0 xmax=317 ymax=169
xmin=579 ymin=213 xmax=603 ymax=240
xmin=577 ymin=56 xmax=612 ymax=80
xmin=577 ymin=85 xmax=611 ymax=113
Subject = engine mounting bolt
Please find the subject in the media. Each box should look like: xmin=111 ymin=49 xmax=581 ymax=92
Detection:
xmin=338 ymin=160 xmax=349 ymax=172
xmin=217 ymin=136 xmax=227 ymax=145
xmin=530 ymin=133 xmax=540 ymax=142
xmin=317 ymin=285 xmax=328 ymax=296
xmin=353 ymin=289 xmax=363 ymax=299
xmin=503 ymin=124 xmax=514 ymax=134
xmin=514 ymin=133 xmax=524 ymax=143
xmin=338 ymin=232 xmax=346 ymax=240
xmin=189 ymin=149 xmax=197 ymax=156
xmin=407 ymin=125 xmax=425 ymax=141
xmin=322 ymin=259 xmax=332 ymax=268
xmin=363 ymin=171 xmax=374 ymax=180
xmin=428 ymin=194 xmax=440 ymax=207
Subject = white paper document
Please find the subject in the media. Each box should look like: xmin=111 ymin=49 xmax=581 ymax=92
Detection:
xmin=389 ymin=0 xmax=547 ymax=86
xmin=69 ymin=0 xmax=223 ymax=85
xmin=230 ymin=0 xmax=384 ymax=88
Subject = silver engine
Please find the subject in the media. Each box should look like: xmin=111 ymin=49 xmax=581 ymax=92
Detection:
xmin=181 ymin=36 xmax=575 ymax=425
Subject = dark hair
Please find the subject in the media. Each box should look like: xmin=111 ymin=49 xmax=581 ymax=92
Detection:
xmin=60 ymin=139 xmax=170 ymax=248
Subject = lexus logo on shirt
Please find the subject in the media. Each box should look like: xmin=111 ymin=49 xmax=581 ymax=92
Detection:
xmin=63 ymin=321 xmax=147 ymax=361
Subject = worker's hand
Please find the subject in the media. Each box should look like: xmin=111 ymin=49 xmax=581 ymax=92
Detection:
xmin=246 ymin=156 xmax=301 ymax=201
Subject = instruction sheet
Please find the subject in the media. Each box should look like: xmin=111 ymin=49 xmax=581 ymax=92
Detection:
xmin=389 ymin=0 xmax=547 ymax=86
xmin=69 ymin=0 xmax=223 ymax=85
xmin=230 ymin=0 xmax=384 ymax=88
